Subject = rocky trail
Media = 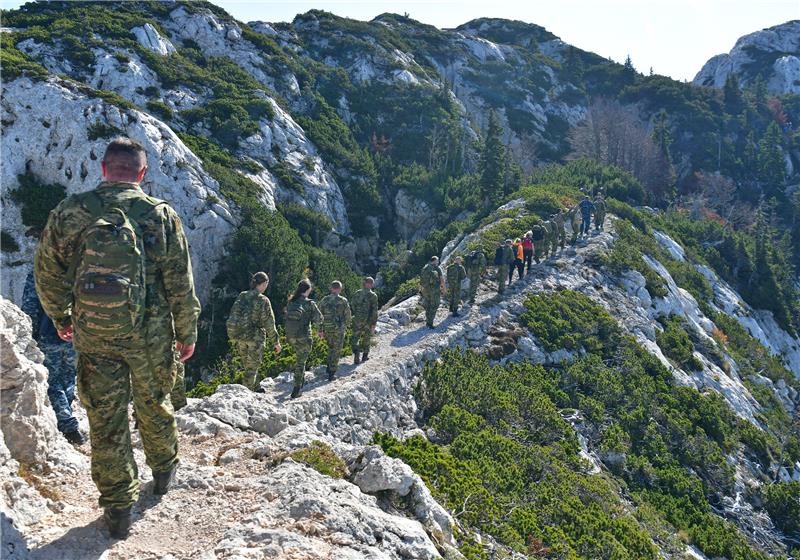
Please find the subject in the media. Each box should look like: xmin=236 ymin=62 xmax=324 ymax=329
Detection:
xmin=3 ymin=217 xmax=799 ymax=559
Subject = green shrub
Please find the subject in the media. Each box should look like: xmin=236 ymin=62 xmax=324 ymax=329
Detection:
xmin=291 ymin=441 xmax=348 ymax=479
xmin=9 ymin=173 xmax=67 ymax=233
xmin=0 ymin=231 xmax=20 ymax=253
xmin=763 ymin=482 xmax=800 ymax=536
xmin=520 ymin=290 xmax=621 ymax=355
xmin=87 ymin=120 xmax=122 ymax=141
xmin=0 ymin=33 xmax=49 ymax=81
xmin=145 ymin=100 xmax=173 ymax=120
xmin=601 ymin=219 xmax=668 ymax=298
xmin=656 ymin=316 xmax=703 ymax=371
xmin=530 ymin=160 xmax=645 ymax=204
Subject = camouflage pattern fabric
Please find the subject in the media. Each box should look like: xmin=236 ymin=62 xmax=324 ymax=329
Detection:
xmin=227 ymin=289 xmax=278 ymax=390
xmin=569 ymin=208 xmax=581 ymax=244
xmin=542 ymin=221 xmax=555 ymax=257
xmin=419 ymin=263 xmax=443 ymax=327
xmin=35 ymin=181 xmax=200 ymax=510
xmin=22 ymin=272 xmax=80 ymax=434
xmin=466 ymin=251 xmax=487 ymax=302
xmin=171 ymin=359 xmax=187 ymax=410
xmin=234 ymin=338 xmax=266 ymax=391
xmin=594 ymin=198 xmax=606 ymax=230
xmin=319 ymin=293 xmax=351 ymax=373
xmin=350 ymin=288 xmax=378 ymax=354
xmin=497 ymin=245 xmax=515 ymax=294
xmin=553 ymin=212 xmax=566 ymax=249
xmin=446 ymin=263 xmax=466 ymax=313
xmin=531 ymin=224 xmax=546 ymax=262
xmin=284 ymin=296 xmax=323 ymax=388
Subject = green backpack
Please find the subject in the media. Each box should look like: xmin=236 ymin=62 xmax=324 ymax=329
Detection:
xmin=227 ymin=291 xmax=255 ymax=340
xmin=69 ymin=193 xmax=161 ymax=339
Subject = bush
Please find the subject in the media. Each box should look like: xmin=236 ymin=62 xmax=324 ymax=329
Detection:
xmin=9 ymin=173 xmax=67 ymax=233
xmin=530 ymin=160 xmax=645 ymax=204
xmin=763 ymin=482 xmax=800 ymax=537
xmin=0 ymin=231 xmax=20 ymax=253
xmin=291 ymin=441 xmax=348 ymax=479
xmin=146 ymin=100 xmax=173 ymax=120
xmin=87 ymin=120 xmax=122 ymax=140
xmin=656 ymin=316 xmax=703 ymax=371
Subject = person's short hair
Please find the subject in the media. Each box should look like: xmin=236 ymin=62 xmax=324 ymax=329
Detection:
xmin=330 ymin=280 xmax=342 ymax=289
xmin=363 ymin=276 xmax=375 ymax=285
xmin=250 ymin=271 xmax=269 ymax=288
xmin=430 ymin=256 xmax=439 ymax=262
xmin=455 ymin=256 xmax=463 ymax=263
xmin=505 ymin=239 xmax=512 ymax=244
xmin=103 ymin=137 xmax=146 ymax=177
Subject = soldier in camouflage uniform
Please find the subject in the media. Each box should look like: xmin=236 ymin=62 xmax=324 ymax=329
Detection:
xmin=446 ymin=256 xmax=467 ymax=316
xmin=34 ymin=138 xmax=200 ymax=539
xmin=465 ymin=249 xmax=487 ymax=303
xmin=21 ymin=272 xmax=85 ymax=444
xmin=226 ymin=272 xmax=281 ymax=391
xmin=419 ymin=256 xmax=444 ymax=328
xmin=530 ymin=223 xmax=546 ymax=263
xmin=567 ymin=206 xmax=581 ymax=245
xmin=541 ymin=219 xmax=555 ymax=258
xmin=350 ymin=276 xmax=378 ymax=364
xmin=284 ymin=279 xmax=323 ymax=398
xmin=594 ymin=194 xmax=607 ymax=231
xmin=319 ymin=280 xmax=351 ymax=381
xmin=494 ymin=240 xmax=515 ymax=294
xmin=553 ymin=210 xmax=566 ymax=251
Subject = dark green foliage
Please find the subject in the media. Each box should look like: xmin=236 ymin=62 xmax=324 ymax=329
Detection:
xmin=0 ymin=231 xmax=20 ymax=253
xmin=9 ymin=173 xmax=68 ymax=233
xmin=656 ymin=316 xmax=703 ymax=371
xmin=87 ymin=121 xmax=122 ymax=141
xmin=601 ymin=219 xmax=668 ymax=298
xmin=763 ymin=482 xmax=800 ymax=537
xmin=758 ymin=122 xmax=785 ymax=200
xmin=279 ymin=203 xmax=333 ymax=246
xmin=0 ymin=33 xmax=50 ymax=80
xmin=531 ymin=159 xmax=645 ymax=204
xmin=290 ymin=441 xmax=348 ymax=479
xmin=183 ymin=96 xmax=273 ymax=149
xmin=267 ymin=160 xmax=304 ymax=193
xmin=479 ymin=110 xmax=506 ymax=203
xmin=145 ymin=100 xmax=173 ymax=120
xmin=521 ymin=290 xmax=621 ymax=355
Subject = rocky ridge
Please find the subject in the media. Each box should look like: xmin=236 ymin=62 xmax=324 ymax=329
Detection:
xmin=3 ymin=209 xmax=798 ymax=559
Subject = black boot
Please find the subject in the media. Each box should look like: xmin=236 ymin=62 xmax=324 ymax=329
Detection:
xmin=290 ymin=385 xmax=302 ymax=399
xmin=362 ymin=351 xmax=369 ymax=362
xmin=153 ymin=464 xmax=176 ymax=496
xmin=327 ymin=367 xmax=335 ymax=382
xmin=64 ymin=430 xmax=86 ymax=446
xmin=353 ymin=351 xmax=361 ymax=365
xmin=104 ymin=506 xmax=132 ymax=539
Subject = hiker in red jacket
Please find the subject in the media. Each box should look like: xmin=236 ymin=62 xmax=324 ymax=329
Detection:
xmin=522 ymin=232 xmax=534 ymax=275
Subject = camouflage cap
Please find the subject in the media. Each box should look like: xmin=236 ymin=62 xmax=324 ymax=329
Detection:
xmin=363 ymin=276 xmax=375 ymax=284
xmin=330 ymin=280 xmax=342 ymax=289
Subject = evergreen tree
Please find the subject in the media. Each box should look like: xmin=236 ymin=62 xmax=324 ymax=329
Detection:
xmin=480 ymin=110 xmax=506 ymax=204
xmin=758 ymin=122 xmax=785 ymax=200
xmin=722 ymin=73 xmax=743 ymax=113
xmin=652 ymin=110 xmax=673 ymax=161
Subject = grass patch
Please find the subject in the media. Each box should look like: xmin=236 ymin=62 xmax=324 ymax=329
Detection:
xmin=291 ymin=441 xmax=348 ymax=479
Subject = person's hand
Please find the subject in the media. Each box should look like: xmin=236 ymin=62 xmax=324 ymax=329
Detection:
xmin=175 ymin=341 xmax=195 ymax=362
xmin=274 ymin=342 xmax=282 ymax=354
xmin=57 ymin=324 xmax=73 ymax=342
xmin=370 ymin=324 xmax=377 ymax=332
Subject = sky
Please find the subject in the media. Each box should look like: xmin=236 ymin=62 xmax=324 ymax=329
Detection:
xmin=2 ymin=0 xmax=797 ymax=81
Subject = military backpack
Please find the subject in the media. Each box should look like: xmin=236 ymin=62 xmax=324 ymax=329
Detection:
xmin=68 ymin=193 xmax=162 ymax=339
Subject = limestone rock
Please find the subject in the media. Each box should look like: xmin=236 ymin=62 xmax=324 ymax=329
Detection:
xmin=394 ymin=189 xmax=438 ymax=243
xmin=132 ymin=23 xmax=176 ymax=56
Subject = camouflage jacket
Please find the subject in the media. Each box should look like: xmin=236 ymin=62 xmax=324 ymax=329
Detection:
xmin=553 ymin=213 xmax=565 ymax=230
xmin=284 ymin=295 xmax=323 ymax=339
xmin=227 ymin=289 xmax=278 ymax=343
xmin=419 ymin=263 xmax=443 ymax=294
xmin=34 ymin=181 xmax=201 ymax=346
xmin=542 ymin=220 xmax=555 ymax=239
xmin=446 ymin=263 xmax=466 ymax=287
xmin=319 ymin=293 xmax=352 ymax=333
xmin=466 ymin=251 xmax=487 ymax=276
xmin=350 ymin=288 xmax=378 ymax=325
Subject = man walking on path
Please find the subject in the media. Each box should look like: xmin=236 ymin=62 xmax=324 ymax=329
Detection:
xmin=446 ymin=256 xmax=467 ymax=316
xmin=285 ymin=279 xmax=323 ymax=398
xmin=420 ymin=256 xmax=444 ymax=328
xmin=531 ymin=223 xmax=546 ymax=263
xmin=350 ymin=276 xmax=378 ymax=364
xmin=465 ymin=249 xmax=487 ymax=303
xmin=35 ymin=137 xmax=200 ymax=539
xmin=594 ymin=194 xmax=607 ymax=231
xmin=319 ymin=281 xmax=351 ymax=381
xmin=521 ymin=233 xmax=534 ymax=274
xmin=578 ymin=195 xmax=595 ymax=238
xmin=494 ymin=240 xmax=515 ymax=294
xmin=553 ymin=210 xmax=566 ymax=251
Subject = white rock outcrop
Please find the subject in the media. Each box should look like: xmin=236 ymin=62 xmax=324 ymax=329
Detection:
xmin=693 ymin=20 xmax=800 ymax=94
xmin=132 ymin=23 xmax=176 ymax=56
xmin=394 ymin=189 xmax=438 ymax=243
xmin=0 ymin=77 xmax=236 ymax=304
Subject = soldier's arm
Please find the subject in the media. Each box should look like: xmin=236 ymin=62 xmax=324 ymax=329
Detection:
xmin=368 ymin=292 xmax=378 ymax=325
xmin=311 ymin=301 xmax=324 ymax=328
xmin=160 ymin=208 xmax=201 ymax=345
xmin=34 ymin=201 xmax=76 ymax=331
xmin=263 ymin=298 xmax=279 ymax=344
xmin=344 ymin=300 xmax=352 ymax=326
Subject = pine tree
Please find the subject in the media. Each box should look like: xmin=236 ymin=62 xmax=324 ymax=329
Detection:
xmin=758 ymin=122 xmax=785 ymax=200
xmin=722 ymin=73 xmax=742 ymax=113
xmin=480 ymin=110 xmax=506 ymax=205
xmin=652 ymin=110 xmax=673 ymax=160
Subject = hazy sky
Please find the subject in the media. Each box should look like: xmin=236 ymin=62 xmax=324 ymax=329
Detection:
xmin=2 ymin=0 xmax=797 ymax=81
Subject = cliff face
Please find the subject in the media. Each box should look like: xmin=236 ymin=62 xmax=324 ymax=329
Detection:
xmin=693 ymin=20 xmax=800 ymax=94
xmin=3 ymin=202 xmax=798 ymax=559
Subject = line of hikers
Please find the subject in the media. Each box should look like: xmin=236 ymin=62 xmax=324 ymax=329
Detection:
xmin=226 ymin=274 xmax=378 ymax=399
xmin=418 ymin=194 xmax=606 ymax=328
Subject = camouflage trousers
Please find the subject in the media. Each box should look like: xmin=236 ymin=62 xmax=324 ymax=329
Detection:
xmin=75 ymin=336 xmax=178 ymax=510
xmin=41 ymin=342 xmax=79 ymax=434
xmin=421 ymin=291 xmax=441 ymax=326
xmin=551 ymin=235 xmax=559 ymax=255
xmin=351 ymin=320 xmax=372 ymax=354
xmin=325 ymin=330 xmax=345 ymax=373
xmin=570 ymin=225 xmax=579 ymax=245
xmin=233 ymin=338 xmax=266 ymax=391
xmin=497 ymin=265 xmax=509 ymax=293
xmin=467 ymin=273 xmax=480 ymax=302
xmin=448 ymin=285 xmax=462 ymax=313
xmin=558 ymin=230 xmax=566 ymax=249
xmin=595 ymin=211 xmax=605 ymax=230
xmin=287 ymin=335 xmax=312 ymax=389
xmin=171 ymin=360 xmax=187 ymax=410
xmin=534 ymin=244 xmax=545 ymax=263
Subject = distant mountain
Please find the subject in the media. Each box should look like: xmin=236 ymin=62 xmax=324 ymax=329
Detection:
xmin=694 ymin=20 xmax=800 ymax=94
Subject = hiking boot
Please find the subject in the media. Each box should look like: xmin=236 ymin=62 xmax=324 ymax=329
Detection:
xmin=104 ymin=507 xmax=132 ymax=539
xmin=452 ymin=311 xmax=460 ymax=317
xmin=361 ymin=351 xmax=370 ymax=362
xmin=63 ymin=430 xmax=86 ymax=446
xmin=353 ymin=351 xmax=361 ymax=365
xmin=152 ymin=465 xmax=176 ymax=496
xmin=327 ymin=367 xmax=335 ymax=382
xmin=290 ymin=386 xmax=302 ymax=399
